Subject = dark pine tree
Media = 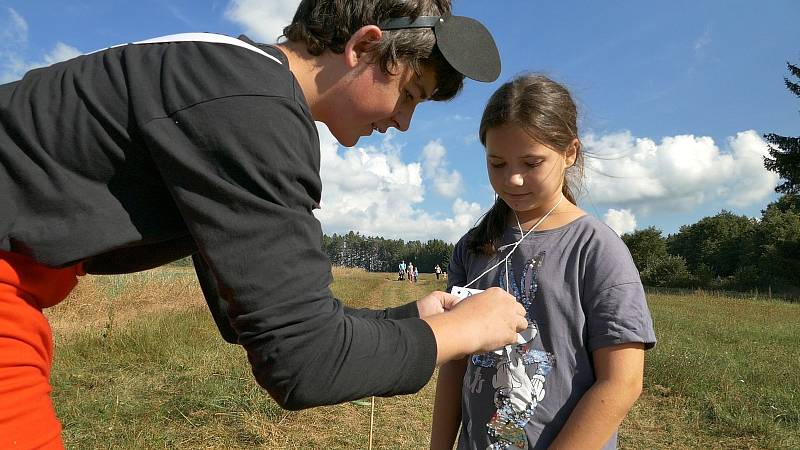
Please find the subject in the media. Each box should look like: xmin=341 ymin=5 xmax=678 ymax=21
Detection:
xmin=763 ymin=61 xmax=800 ymax=194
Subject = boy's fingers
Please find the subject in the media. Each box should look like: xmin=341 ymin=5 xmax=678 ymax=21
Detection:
xmin=442 ymin=293 xmax=462 ymax=309
xmin=516 ymin=316 xmax=528 ymax=332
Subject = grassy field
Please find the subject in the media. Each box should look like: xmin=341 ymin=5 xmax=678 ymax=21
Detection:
xmin=45 ymin=267 xmax=799 ymax=449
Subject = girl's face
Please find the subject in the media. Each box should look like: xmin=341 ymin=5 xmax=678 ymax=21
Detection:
xmin=484 ymin=124 xmax=576 ymax=220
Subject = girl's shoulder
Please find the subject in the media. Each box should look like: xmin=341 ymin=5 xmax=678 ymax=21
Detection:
xmin=528 ymin=213 xmax=631 ymax=261
xmin=451 ymin=227 xmax=495 ymax=267
xmin=561 ymin=215 xmax=641 ymax=287
xmin=565 ymin=213 xmax=623 ymax=239
xmin=454 ymin=226 xmax=480 ymax=250
xmin=537 ymin=213 xmax=622 ymax=241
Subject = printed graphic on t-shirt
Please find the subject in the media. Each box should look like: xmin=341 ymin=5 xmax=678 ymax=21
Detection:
xmin=469 ymin=252 xmax=555 ymax=450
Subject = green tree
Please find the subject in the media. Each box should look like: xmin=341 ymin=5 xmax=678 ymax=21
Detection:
xmin=640 ymin=254 xmax=691 ymax=287
xmin=321 ymin=232 xmax=454 ymax=274
xmin=755 ymin=197 xmax=800 ymax=287
xmin=666 ymin=210 xmax=757 ymax=277
xmin=323 ymin=233 xmax=346 ymax=266
xmin=692 ymin=263 xmax=715 ymax=287
xmin=763 ymin=61 xmax=800 ymax=194
xmin=419 ymin=239 xmax=453 ymax=272
xmin=621 ymin=227 xmax=668 ymax=272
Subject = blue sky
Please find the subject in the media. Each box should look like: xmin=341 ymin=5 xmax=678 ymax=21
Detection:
xmin=2 ymin=1 xmax=798 ymax=242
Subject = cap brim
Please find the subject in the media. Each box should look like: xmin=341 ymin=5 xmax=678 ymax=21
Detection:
xmin=435 ymin=15 xmax=501 ymax=82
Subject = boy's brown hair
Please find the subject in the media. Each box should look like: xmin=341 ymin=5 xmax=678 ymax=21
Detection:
xmin=282 ymin=0 xmax=464 ymax=101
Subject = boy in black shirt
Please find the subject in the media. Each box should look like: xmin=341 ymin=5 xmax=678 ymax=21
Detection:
xmin=0 ymin=1 xmax=529 ymax=447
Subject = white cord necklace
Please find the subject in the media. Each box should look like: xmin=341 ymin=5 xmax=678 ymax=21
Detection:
xmin=463 ymin=194 xmax=564 ymax=290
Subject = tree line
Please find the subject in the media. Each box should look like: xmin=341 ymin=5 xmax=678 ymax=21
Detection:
xmin=322 ymin=231 xmax=453 ymax=274
xmin=620 ymin=197 xmax=799 ymax=292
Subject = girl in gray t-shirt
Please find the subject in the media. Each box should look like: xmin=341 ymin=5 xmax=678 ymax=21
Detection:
xmin=430 ymin=75 xmax=656 ymax=450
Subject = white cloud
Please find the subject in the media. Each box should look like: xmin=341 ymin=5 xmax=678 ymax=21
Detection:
xmin=41 ymin=42 xmax=82 ymax=66
xmin=693 ymin=27 xmax=712 ymax=54
xmin=581 ymin=130 xmax=778 ymax=213
xmin=463 ymin=132 xmax=480 ymax=145
xmin=603 ymin=209 xmax=637 ymax=236
xmin=689 ymin=25 xmax=716 ymax=76
xmin=422 ymin=141 xmax=446 ymax=177
xmin=313 ymin=123 xmax=482 ymax=242
xmin=224 ymin=0 xmax=301 ymax=44
xmin=166 ymin=5 xmax=197 ymax=28
xmin=421 ymin=140 xmax=465 ymax=198
xmin=433 ymin=170 xmax=464 ymax=198
xmin=1 ymin=8 xmax=80 ymax=83
xmin=1 ymin=41 xmax=81 ymax=83
xmin=1 ymin=8 xmax=28 ymax=83
xmin=722 ymin=131 xmax=779 ymax=207
xmin=6 ymin=8 xmax=27 ymax=37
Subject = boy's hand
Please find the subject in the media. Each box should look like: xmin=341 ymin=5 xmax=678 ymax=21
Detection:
xmin=452 ymin=287 xmax=528 ymax=354
xmin=422 ymin=287 xmax=527 ymax=364
xmin=416 ymin=291 xmax=462 ymax=318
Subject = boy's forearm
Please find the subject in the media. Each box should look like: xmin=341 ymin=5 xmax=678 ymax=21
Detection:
xmin=548 ymin=378 xmax=642 ymax=450
xmin=430 ymin=358 xmax=467 ymax=450
xmin=422 ymin=313 xmax=474 ymax=365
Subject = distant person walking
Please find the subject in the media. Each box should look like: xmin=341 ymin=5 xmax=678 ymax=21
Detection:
xmin=434 ymin=264 xmax=442 ymax=280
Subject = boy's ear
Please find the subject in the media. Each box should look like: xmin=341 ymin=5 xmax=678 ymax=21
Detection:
xmin=344 ymin=25 xmax=383 ymax=68
xmin=565 ymin=138 xmax=580 ymax=167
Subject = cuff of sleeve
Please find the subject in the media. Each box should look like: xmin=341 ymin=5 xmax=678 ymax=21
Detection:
xmin=588 ymin=330 xmax=657 ymax=352
xmin=390 ymin=317 xmax=437 ymax=395
xmin=386 ymin=300 xmax=420 ymax=320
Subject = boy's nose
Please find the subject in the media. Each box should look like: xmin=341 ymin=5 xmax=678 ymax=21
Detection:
xmin=394 ymin=117 xmax=410 ymax=132
xmin=392 ymin=105 xmax=415 ymax=132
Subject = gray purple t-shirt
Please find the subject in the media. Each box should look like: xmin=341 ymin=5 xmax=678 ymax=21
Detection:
xmin=448 ymin=214 xmax=657 ymax=450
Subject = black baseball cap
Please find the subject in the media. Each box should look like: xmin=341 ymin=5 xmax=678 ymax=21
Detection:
xmin=378 ymin=13 xmax=501 ymax=83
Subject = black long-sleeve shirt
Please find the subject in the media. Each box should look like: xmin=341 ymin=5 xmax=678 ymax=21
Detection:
xmin=0 ymin=33 xmax=436 ymax=409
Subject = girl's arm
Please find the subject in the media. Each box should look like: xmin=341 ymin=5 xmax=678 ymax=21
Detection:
xmin=549 ymin=343 xmax=645 ymax=450
xmin=430 ymin=357 xmax=468 ymax=450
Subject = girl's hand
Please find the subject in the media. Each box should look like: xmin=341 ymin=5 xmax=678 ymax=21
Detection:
xmin=416 ymin=291 xmax=462 ymax=318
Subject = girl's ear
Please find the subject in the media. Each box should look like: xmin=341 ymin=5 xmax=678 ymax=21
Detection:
xmin=565 ymin=138 xmax=580 ymax=167
xmin=343 ymin=25 xmax=383 ymax=68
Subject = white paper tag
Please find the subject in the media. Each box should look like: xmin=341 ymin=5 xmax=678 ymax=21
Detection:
xmin=450 ymin=286 xmax=485 ymax=299
xmin=451 ymin=286 xmax=535 ymax=354
xmin=518 ymin=325 xmax=537 ymax=343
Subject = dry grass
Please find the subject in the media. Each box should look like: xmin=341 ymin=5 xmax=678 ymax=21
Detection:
xmin=45 ymin=267 xmax=202 ymax=339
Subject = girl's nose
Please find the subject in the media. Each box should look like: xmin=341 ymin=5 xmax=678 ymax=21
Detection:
xmin=506 ymin=173 xmax=524 ymax=186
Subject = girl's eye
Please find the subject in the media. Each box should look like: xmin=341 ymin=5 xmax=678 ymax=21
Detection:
xmin=490 ymin=162 xmax=506 ymax=169
xmin=405 ymin=90 xmax=414 ymax=101
xmin=526 ymin=161 xmax=543 ymax=168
